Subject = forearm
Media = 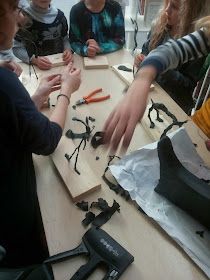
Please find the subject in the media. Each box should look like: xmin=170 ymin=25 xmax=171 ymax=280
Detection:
xmin=71 ymin=42 xmax=87 ymax=56
xmin=13 ymin=41 xmax=30 ymax=64
xmin=63 ymin=35 xmax=71 ymax=50
xmin=49 ymin=85 xmax=73 ymax=129
xmin=99 ymin=40 xmax=124 ymax=54
xmin=0 ymin=49 xmax=15 ymax=61
xmin=130 ymin=65 xmax=157 ymax=99
xmin=140 ymin=30 xmax=210 ymax=75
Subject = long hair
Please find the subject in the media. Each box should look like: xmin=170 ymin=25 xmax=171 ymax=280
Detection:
xmin=195 ymin=15 xmax=210 ymax=37
xmin=149 ymin=0 xmax=210 ymax=51
xmin=178 ymin=0 xmax=210 ymax=37
xmin=149 ymin=0 xmax=169 ymax=51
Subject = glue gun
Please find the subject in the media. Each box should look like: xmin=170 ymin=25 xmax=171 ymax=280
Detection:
xmin=44 ymin=227 xmax=134 ymax=280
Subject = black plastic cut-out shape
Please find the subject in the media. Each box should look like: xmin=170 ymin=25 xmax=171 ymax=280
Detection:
xmin=155 ymin=136 xmax=210 ymax=229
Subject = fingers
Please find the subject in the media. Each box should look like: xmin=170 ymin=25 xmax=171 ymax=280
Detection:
xmin=35 ymin=57 xmax=52 ymax=70
xmin=205 ymin=139 xmax=210 ymax=151
xmin=63 ymin=50 xmax=73 ymax=64
xmin=87 ymin=46 xmax=97 ymax=57
xmin=50 ymin=85 xmax=61 ymax=93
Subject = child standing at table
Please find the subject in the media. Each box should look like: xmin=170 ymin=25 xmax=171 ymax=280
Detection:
xmin=69 ymin=0 xmax=125 ymax=57
xmin=13 ymin=0 xmax=73 ymax=70
xmin=134 ymin=0 xmax=209 ymax=114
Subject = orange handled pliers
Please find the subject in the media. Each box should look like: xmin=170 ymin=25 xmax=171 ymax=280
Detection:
xmin=76 ymin=88 xmax=110 ymax=105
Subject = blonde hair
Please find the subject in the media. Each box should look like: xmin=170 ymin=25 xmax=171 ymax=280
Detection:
xmin=195 ymin=16 xmax=210 ymax=37
xmin=149 ymin=0 xmax=169 ymax=51
xmin=149 ymin=0 xmax=210 ymax=51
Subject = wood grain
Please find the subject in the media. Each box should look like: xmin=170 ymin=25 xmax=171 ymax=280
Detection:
xmin=84 ymin=55 xmax=109 ymax=69
xmin=51 ymin=136 xmax=101 ymax=202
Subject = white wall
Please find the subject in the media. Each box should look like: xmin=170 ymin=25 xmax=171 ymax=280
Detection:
xmin=52 ymin=0 xmax=78 ymax=24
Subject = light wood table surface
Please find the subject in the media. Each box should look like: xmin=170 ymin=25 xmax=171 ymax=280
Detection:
xmin=21 ymin=49 xmax=210 ymax=280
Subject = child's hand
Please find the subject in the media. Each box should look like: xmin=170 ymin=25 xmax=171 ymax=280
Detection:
xmin=86 ymin=39 xmax=100 ymax=57
xmin=61 ymin=62 xmax=81 ymax=97
xmin=32 ymin=74 xmax=61 ymax=110
xmin=134 ymin=54 xmax=145 ymax=68
xmin=0 ymin=61 xmax=23 ymax=77
xmin=32 ymin=56 xmax=52 ymax=70
xmin=63 ymin=49 xmax=73 ymax=64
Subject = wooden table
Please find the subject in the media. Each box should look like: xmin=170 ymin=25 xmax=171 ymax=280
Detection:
xmin=21 ymin=49 xmax=210 ymax=280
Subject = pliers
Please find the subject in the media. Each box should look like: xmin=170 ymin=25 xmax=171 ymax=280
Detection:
xmin=76 ymin=88 xmax=110 ymax=105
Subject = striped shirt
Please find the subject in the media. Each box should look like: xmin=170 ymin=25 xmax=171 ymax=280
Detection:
xmin=141 ymin=29 xmax=210 ymax=75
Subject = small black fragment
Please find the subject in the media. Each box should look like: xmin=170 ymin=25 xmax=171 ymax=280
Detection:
xmin=72 ymin=105 xmax=76 ymax=110
xmin=82 ymin=211 xmax=95 ymax=227
xmin=90 ymin=198 xmax=109 ymax=211
xmin=92 ymin=200 xmax=120 ymax=227
xmin=193 ymin=143 xmax=198 ymax=147
xmin=96 ymin=156 xmax=100 ymax=161
xmin=76 ymin=201 xmax=89 ymax=211
xmin=88 ymin=116 xmax=95 ymax=122
xmin=196 ymin=230 xmax=205 ymax=238
xmin=118 ymin=65 xmax=132 ymax=72
xmin=65 ymin=153 xmax=70 ymax=161
xmin=52 ymin=104 xmax=55 ymax=107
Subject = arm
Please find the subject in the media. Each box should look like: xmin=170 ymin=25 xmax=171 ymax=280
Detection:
xmin=0 ymin=49 xmax=15 ymax=60
xmin=13 ymin=39 xmax=30 ymax=64
xmin=98 ymin=6 xmax=125 ymax=54
xmin=15 ymin=63 xmax=81 ymax=155
xmin=103 ymin=29 xmax=210 ymax=151
xmin=69 ymin=7 xmax=87 ymax=56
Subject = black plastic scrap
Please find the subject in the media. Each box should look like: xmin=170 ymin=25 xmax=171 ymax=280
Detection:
xmin=92 ymin=200 xmax=120 ymax=227
xmin=90 ymin=198 xmax=109 ymax=211
xmin=195 ymin=230 xmax=205 ymax=238
xmin=102 ymin=156 xmax=131 ymax=201
xmin=91 ymin=131 xmax=104 ymax=149
xmin=65 ymin=116 xmax=95 ymax=174
xmin=76 ymin=201 xmax=89 ymax=212
xmin=118 ymin=65 xmax=132 ymax=72
xmin=65 ymin=116 xmax=94 ymax=140
xmin=82 ymin=212 xmax=96 ymax=227
xmin=160 ymin=120 xmax=188 ymax=139
xmin=82 ymin=199 xmax=120 ymax=228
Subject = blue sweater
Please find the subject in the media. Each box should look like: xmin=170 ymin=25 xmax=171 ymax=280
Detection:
xmin=69 ymin=0 xmax=125 ymax=56
xmin=0 ymin=67 xmax=62 ymax=265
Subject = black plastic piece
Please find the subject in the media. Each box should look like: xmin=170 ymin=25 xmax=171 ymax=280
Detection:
xmin=91 ymin=131 xmax=104 ymax=149
xmin=155 ymin=136 xmax=210 ymax=229
xmin=118 ymin=65 xmax=132 ymax=72
xmin=82 ymin=212 xmax=96 ymax=227
xmin=76 ymin=201 xmax=89 ymax=211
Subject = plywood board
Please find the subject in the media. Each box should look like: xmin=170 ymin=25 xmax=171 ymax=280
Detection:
xmin=84 ymin=55 xmax=109 ymax=69
xmin=112 ymin=63 xmax=154 ymax=89
xmin=51 ymin=136 xmax=101 ymax=202
xmin=141 ymin=103 xmax=171 ymax=141
xmin=47 ymin=53 xmax=65 ymax=67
